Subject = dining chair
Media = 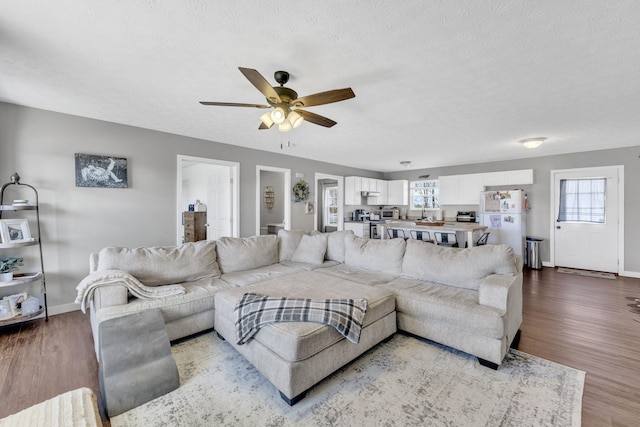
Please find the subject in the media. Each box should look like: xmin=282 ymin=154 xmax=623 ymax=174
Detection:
xmin=434 ymin=232 xmax=458 ymax=247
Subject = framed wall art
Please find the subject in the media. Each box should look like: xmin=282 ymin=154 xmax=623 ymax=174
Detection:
xmin=0 ymin=219 xmax=33 ymax=244
xmin=75 ymin=153 xmax=128 ymax=188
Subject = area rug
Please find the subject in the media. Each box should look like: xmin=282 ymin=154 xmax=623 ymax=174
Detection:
xmin=111 ymin=333 xmax=585 ymax=427
xmin=557 ymin=267 xmax=616 ymax=280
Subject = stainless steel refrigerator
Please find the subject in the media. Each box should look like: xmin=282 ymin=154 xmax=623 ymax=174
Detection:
xmin=479 ymin=190 xmax=527 ymax=256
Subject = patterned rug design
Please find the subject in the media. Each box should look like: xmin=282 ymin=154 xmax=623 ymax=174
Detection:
xmin=557 ymin=267 xmax=616 ymax=280
xmin=112 ymin=333 xmax=585 ymax=427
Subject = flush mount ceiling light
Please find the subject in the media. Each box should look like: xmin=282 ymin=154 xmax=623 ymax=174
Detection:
xmin=400 ymin=161 xmax=412 ymax=169
xmin=519 ymin=137 xmax=547 ymax=149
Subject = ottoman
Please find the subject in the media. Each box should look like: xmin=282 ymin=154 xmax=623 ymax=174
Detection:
xmin=214 ymin=271 xmax=397 ymax=405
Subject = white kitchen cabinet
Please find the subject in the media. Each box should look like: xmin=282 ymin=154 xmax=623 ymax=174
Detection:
xmin=344 ymin=222 xmax=369 ymax=238
xmin=438 ymin=174 xmax=484 ymax=205
xmin=438 ymin=175 xmax=459 ymax=205
xmin=386 ymin=180 xmax=409 ymax=205
xmin=504 ymin=169 xmax=533 ymax=185
xmin=367 ymin=179 xmax=388 ymax=205
xmin=482 ymin=169 xmax=533 ymax=186
xmin=458 ymin=173 xmax=484 ymax=204
xmin=345 ymin=177 xmax=362 ymax=205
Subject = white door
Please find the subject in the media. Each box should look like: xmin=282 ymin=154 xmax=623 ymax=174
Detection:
xmin=207 ymin=168 xmax=232 ymax=240
xmin=552 ymin=166 xmax=621 ymax=273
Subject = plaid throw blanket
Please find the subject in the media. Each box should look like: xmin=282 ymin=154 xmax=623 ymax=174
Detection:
xmin=234 ymin=293 xmax=368 ymax=345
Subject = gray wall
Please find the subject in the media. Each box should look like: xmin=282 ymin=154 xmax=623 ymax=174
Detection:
xmin=0 ymin=102 xmax=382 ymax=312
xmin=385 ymin=147 xmax=640 ymax=273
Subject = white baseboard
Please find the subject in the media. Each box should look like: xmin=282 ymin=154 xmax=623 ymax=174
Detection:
xmin=621 ymin=270 xmax=640 ymax=279
xmin=48 ymin=303 xmax=80 ymax=316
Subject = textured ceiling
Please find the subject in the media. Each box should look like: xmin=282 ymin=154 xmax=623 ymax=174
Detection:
xmin=2 ymin=1 xmax=639 ymax=172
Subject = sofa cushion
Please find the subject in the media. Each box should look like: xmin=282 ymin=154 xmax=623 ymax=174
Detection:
xmin=344 ymin=234 xmax=406 ymax=275
xmin=380 ymin=277 xmax=504 ymax=339
xmin=219 ymin=263 xmax=303 ymax=287
xmin=401 ymin=241 xmax=517 ymax=290
xmin=291 ymin=234 xmax=328 ymax=265
xmin=315 ymin=264 xmax=399 ymax=285
xmin=216 ymin=235 xmax=279 ymax=274
xmin=95 ymin=241 xmax=220 ymax=286
xmin=278 ymin=230 xmax=319 ymax=262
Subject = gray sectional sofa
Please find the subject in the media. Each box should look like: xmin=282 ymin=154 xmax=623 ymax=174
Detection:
xmin=81 ymin=229 xmax=522 ymax=400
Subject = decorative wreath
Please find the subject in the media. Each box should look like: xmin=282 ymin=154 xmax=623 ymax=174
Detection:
xmin=292 ymin=180 xmax=310 ymax=202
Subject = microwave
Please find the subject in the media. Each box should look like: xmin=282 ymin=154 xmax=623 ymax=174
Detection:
xmin=379 ymin=209 xmax=399 ymax=219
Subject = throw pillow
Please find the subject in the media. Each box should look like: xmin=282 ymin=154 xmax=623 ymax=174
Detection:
xmin=291 ymin=234 xmax=328 ymax=265
xmin=344 ymin=234 xmax=406 ymax=275
xmin=278 ymin=230 xmax=313 ymax=262
xmin=325 ymin=230 xmax=354 ymax=262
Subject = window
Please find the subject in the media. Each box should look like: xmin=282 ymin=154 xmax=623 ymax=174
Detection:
xmin=557 ymin=178 xmax=606 ymax=223
xmin=410 ymin=179 xmax=439 ymax=210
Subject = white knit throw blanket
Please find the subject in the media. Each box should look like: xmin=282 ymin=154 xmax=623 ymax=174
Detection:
xmin=75 ymin=270 xmax=185 ymax=313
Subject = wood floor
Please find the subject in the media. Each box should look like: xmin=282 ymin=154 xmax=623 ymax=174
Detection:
xmin=1 ymin=267 xmax=639 ymax=425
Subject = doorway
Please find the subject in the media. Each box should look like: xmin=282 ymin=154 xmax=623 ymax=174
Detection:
xmin=256 ymin=165 xmax=291 ymax=236
xmin=176 ymin=155 xmax=239 ymax=244
xmin=550 ymin=165 xmax=624 ymax=273
xmin=314 ymin=173 xmax=344 ymax=232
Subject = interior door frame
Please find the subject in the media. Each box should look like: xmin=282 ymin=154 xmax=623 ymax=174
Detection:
xmin=256 ymin=165 xmax=291 ymax=236
xmin=176 ymin=155 xmax=240 ymax=244
xmin=549 ymin=165 xmax=624 ymax=274
xmin=314 ymin=173 xmax=344 ymax=232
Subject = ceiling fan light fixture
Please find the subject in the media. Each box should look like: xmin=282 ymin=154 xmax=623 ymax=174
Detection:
xmin=260 ymin=111 xmax=274 ymax=128
xmin=271 ymin=107 xmax=287 ymax=124
xmin=519 ymin=137 xmax=546 ymax=149
xmin=278 ymin=121 xmax=292 ymax=133
xmin=288 ymin=110 xmax=304 ymax=128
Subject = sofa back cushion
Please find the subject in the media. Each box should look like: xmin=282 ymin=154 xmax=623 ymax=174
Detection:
xmin=216 ymin=235 xmax=279 ymax=273
xmin=291 ymin=234 xmax=328 ymax=265
xmin=95 ymin=241 xmax=220 ymax=286
xmin=401 ymin=241 xmax=517 ymax=290
xmin=325 ymin=230 xmax=354 ymax=263
xmin=278 ymin=230 xmax=319 ymax=262
xmin=344 ymin=234 xmax=406 ymax=275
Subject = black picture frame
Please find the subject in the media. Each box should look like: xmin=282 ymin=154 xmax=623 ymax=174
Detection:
xmin=75 ymin=154 xmax=128 ymax=188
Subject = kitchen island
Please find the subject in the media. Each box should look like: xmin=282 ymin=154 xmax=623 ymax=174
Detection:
xmin=379 ymin=221 xmax=488 ymax=247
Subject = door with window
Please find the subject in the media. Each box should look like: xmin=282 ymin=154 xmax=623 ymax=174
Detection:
xmin=552 ymin=166 xmax=621 ymax=273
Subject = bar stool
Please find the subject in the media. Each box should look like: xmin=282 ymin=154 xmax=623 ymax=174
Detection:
xmin=465 ymin=232 xmax=490 ymax=247
xmin=434 ymin=232 xmax=458 ymax=247
xmin=387 ymin=228 xmax=407 ymax=240
xmin=410 ymin=230 xmax=435 ymax=244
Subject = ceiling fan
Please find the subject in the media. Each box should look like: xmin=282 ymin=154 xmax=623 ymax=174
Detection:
xmin=200 ymin=67 xmax=355 ymax=132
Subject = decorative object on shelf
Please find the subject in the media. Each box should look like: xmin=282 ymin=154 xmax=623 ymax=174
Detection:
xmin=292 ymin=180 xmax=310 ymax=202
xmin=263 ymin=187 xmax=275 ymax=209
xmin=305 ymin=201 xmax=315 ymax=214
xmin=0 ymin=219 xmax=32 ymax=244
xmin=0 ymin=257 xmax=23 ymax=282
xmin=21 ymin=296 xmax=41 ymax=315
xmin=0 ymin=299 xmax=13 ymax=320
xmin=74 ymin=153 xmax=128 ymax=188
xmin=194 ymin=199 xmax=207 ymax=212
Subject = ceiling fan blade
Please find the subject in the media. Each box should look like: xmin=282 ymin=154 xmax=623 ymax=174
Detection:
xmin=238 ymin=67 xmax=282 ymax=104
xmin=295 ymin=109 xmax=337 ymax=128
xmin=199 ymin=101 xmax=270 ymax=108
xmin=292 ymin=88 xmax=355 ymax=108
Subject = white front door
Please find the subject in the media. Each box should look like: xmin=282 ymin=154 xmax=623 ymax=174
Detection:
xmin=552 ymin=166 xmax=621 ymax=273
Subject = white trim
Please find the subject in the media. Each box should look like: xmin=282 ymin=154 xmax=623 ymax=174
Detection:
xmin=50 ymin=303 xmax=80 ymax=316
xmin=549 ymin=165 xmax=624 ymax=274
xmin=314 ymin=173 xmax=345 ymax=231
xmin=256 ymin=165 xmax=291 ymax=236
xmin=177 ymin=155 xmax=240 ymax=244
